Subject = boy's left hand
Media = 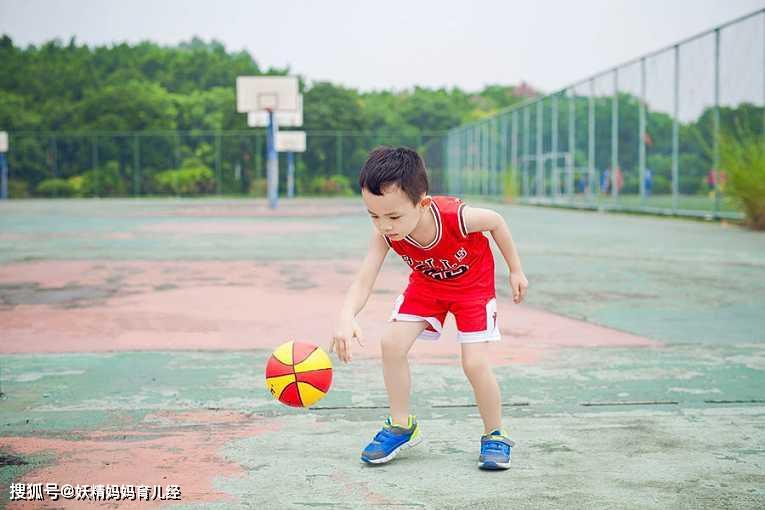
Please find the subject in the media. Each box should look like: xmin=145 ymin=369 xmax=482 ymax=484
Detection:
xmin=510 ymin=271 xmax=529 ymax=304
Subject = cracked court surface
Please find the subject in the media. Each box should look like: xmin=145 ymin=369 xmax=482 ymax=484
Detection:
xmin=0 ymin=198 xmax=764 ymax=509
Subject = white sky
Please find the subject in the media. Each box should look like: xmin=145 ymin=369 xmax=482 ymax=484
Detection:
xmin=0 ymin=0 xmax=763 ymax=93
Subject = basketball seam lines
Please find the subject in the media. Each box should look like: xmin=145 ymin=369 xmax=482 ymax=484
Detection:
xmin=291 ymin=342 xmax=304 ymax=407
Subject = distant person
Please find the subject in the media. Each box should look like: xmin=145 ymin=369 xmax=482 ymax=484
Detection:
xmin=707 ymin=168 xmax=717 ymax=197
xmin=718 ymin=169 xmax=727 ymax=192
xmin=330 ymin=147 xmax=528 ymax=470
xmin=578 ymin=173 xmax=588 ymax=194
xmin=614 ymin=166 xmax=624 ymax=194
xmin=644 ymin=168 xmax=653 ymax=196
xmin=601 ymin=168 xmax=610 ymax=194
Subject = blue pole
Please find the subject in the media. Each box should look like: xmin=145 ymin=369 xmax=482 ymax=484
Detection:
xmin=266 ymin=110 xmax=279 ymax=208
xmin=287 ymin=151 xmax=295 ymax=198
xmin=0 ymin=153 xmax=7 ymax=200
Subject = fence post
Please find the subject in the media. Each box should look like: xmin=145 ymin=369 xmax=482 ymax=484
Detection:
xmin=483 ymin=121 xmax=490 ymax=196
xmin=524 ymin=106 xmax=531 ymax=197
xmin=552 ymin=93 xmax=559 ymax=197
xmin=511 ymin=111 xmax=519 ymax=191
xmin=500 ymin=115 xmax=508 ymax=197
xmin=336 ymin=132 xmax=343 ymax=177
xmin=92 ymin=136 xmax=99 ymax=197
xmin=568 ymin=89 xmax=575 ymax=196
xmin=50 ymin=135 xmax=58 ymax=180
xmin=640 ymin=58 xmax=647 ymax=202
xmin=588 ymin=79 xmax=595 ymax=197
xmin=612 ymin=68 xmax=619 ymax=199
xmin=672 ymin=45 xmax=680 ymax=213
xmin=215 ymin=131 xmax=222 ymax=195
xmin=714 ymin=28 xmax=721 ymax=218
xmin=133 ymin=134 xmax=140 ymax=197
xmin=536 ymin=100 xmax=543 ymax=198
xmin=175 ymin=133 xmax=181 ymax=169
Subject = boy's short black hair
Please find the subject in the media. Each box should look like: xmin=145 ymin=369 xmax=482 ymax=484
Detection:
xmin=359 ymin=146 xmax=429 ymax=205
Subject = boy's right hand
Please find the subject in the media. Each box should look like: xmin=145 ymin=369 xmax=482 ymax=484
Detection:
xmin=330 ymin=316 xmax=365 ymax=364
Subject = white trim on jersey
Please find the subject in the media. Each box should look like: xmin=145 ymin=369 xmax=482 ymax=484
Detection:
xmin=457 ymin=202 xmax=469 ymax=238
xmin=404 ymin=201 xmax=442 ymax=250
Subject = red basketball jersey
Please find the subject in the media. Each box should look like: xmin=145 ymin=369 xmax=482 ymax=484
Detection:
xmin=384 ymin=195 xmax=495 ymax=301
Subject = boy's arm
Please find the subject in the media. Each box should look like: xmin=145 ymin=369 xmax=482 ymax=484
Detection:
xmin=462 ymin=206 xmax=529 ymax=304
xmin=330 ymin=230 xmax=389 ymax=363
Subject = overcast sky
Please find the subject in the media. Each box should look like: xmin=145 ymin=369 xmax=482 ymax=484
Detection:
xmin=1 ymin=0 xmax=763 ymax=93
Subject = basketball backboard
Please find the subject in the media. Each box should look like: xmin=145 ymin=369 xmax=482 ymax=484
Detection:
xmin=236 ymin=76 xmax=299 ymax=113
xmin=276 ymin=131 xmax=306 ymax=153
xmin=248 ymin=95 xmax=303 ymax=127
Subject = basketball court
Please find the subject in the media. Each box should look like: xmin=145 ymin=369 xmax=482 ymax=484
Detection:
xmin=1 ymin=197 xmax=763 ymax=509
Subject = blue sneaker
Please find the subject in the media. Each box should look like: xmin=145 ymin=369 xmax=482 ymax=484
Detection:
xmin=479 ymin=429 xmax=514 ymax=470
xmin=361 ymin=415 xmax=421 ymax=464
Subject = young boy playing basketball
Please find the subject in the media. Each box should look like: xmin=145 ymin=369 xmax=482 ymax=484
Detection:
xmin=329 ymin=147 xmax=528 ymax=470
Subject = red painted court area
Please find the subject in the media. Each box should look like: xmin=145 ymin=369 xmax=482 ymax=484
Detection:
xmin=1 ymin=198 xmax=763 ymax=509
xmin=0 ymin=259 xmax=659 ymax=362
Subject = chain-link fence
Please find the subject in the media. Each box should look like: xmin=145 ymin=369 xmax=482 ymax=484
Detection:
xmin=3 ymin=130 xmax=448 ymax=198
xmin=445 ymin=9 xmax=765 ymax=219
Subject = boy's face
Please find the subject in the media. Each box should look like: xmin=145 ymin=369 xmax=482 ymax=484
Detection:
xmin=362 ymin=185 xmax=431 ymax=241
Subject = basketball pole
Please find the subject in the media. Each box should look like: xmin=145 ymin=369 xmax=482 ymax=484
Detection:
xmin=0 ymin=153 xmax=8 ymax=200
xmin=266 ymin=110 xmax=279 ymax=209
xmin=287 ymin=151 xmax=295 ymax=198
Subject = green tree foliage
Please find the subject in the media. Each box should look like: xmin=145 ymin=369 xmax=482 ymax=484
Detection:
xmin=6 ymin=35 xmax=759 ymax=200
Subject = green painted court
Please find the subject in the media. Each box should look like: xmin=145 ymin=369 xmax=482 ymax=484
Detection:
xmin=1 ymin=197 xmax=764 ymax=509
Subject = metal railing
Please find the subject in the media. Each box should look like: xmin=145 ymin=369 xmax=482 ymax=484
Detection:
xmin=445 ymin=8 xmax=765 ymax=219
xmin=2 ymin=129 xmax=447 ymax=198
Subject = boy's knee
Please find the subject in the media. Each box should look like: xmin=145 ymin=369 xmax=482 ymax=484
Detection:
xmin=461 ymin=354 xmax=489 ymax=379
xmin=381 ymin=330 xmax=409 ymax=359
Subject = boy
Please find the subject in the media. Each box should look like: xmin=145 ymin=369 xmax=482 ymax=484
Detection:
xmin=329 ymin=147 xmax=528 ymax=470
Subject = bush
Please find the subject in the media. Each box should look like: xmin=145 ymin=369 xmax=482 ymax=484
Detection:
xmin=8 ymin=179 xmax=28 ymax=198
xmin=249 ymin=178 xmax=267 ymax=196
xmin=306 ymin=174 xmax=354 ymax=196
xmin=154 ymin=159 xmax=215 ymax=196
xmin=68 ymin=162 xmax=128 ymax=197
xmin=720 ymin=131 xmax=765 ymax=229
xmin=35 ymin=178 xmax=76 ymax=197
xmin=502 ymin=167 xmax=519 ymax=201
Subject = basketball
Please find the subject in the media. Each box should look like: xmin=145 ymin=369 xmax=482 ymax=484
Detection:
xmin=265 ymin=341 xmax=333 ymax=407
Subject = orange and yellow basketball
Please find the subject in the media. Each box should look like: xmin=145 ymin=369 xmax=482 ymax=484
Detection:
xmin=265 ymin=341 xmax=333 ymax=407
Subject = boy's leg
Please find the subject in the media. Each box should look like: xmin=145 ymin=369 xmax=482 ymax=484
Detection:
xmin=382 ymin=320 xmax=428 ymax=426
xmin=460 ymin=341 xmax=503 ymax=434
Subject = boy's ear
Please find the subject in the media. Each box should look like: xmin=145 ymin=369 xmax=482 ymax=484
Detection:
xmin=419 ymin=195 xmax=432 ymax=208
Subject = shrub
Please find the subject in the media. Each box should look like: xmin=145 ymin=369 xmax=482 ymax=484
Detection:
xmin=154 ymin=159 xmax=215 ymax=196
xmin=249 ymin=178 xmax=267 ymax=196
xmin=306 ymin=174 xmax=354 ymax=196
xmin=720 ymin=131 xmax=765 ymax=230
xmin=502 ymin=167 xmax=519 ymax=201
xmin=68 ymin=162 xmax=128 ymax=197
xmin=8 ymin=179 xmax=28 ymax=198
xmin=35 ymin=178 xmax=76 ymax=197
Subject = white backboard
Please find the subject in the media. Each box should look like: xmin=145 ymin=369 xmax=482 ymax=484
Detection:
xmin=276 ymin=131 xmax=306 ymax=153
xmin=0 ymin=132 xmax=7 ymax=153
xmin=236 ymin=76 xmax=299 ymax=113
xmin=248 ymin=95 xmax=303 ymax=127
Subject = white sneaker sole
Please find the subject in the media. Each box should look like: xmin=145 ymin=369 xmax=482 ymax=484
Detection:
xmin=362 ymin=434 xmax=422 ymax=464
xmin=478 ymin=459 xmax=511 ymax=470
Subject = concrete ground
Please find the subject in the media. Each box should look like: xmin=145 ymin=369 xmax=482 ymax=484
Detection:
xmin=1 ymin=198 xmax=764 ymax=509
